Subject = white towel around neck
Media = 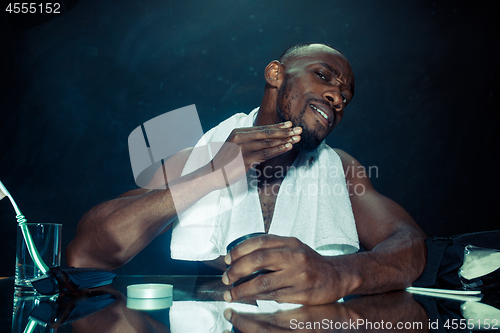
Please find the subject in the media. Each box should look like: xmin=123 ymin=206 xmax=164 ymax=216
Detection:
xmin=170 ymin=108 xmax=359 ymax=260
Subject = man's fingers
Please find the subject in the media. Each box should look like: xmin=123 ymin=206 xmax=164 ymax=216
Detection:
xmin=245 ymin=135 xmax=301 ymax=151
xmin=221 ymin=123 xmax=302 ymax=168
xmin=225 ymin=248 xmax=285 ymax=283
xmin=229 ymin=121 xmax=292 ymax=136
xmin=235 ymin=121 xmax=293 ymax=132
xmin=231 ymin=125 xmax=302 ymax=143
xmin=244 ymin=133 xmax=301 ymax=164
xmin=248 ymin=125 xmax=302 ymax=140
xmin=250 ymin=141 xmax=294 ymax=161
xmin=226 ymin=235 xmax=300 ymax=265
xmin=226 ymin=270 xmax=294 ymax=302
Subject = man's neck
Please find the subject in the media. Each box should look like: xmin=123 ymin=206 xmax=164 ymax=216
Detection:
xmin=255 ymin=88 xmax=281 ymax=126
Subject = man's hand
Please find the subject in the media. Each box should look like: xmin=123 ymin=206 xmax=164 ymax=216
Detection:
xmin=211 ymin=122 xmax=302 ymax=188
xmin=221 ymin=235 xmax=353 ymax=305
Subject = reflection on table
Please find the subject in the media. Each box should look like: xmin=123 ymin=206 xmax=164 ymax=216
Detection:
xmin=1 ymin=275 xmax=498 ymax=332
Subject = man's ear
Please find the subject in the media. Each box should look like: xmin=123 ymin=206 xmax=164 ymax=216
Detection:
xmin=264 ymin=61 xmax=284 ymax=88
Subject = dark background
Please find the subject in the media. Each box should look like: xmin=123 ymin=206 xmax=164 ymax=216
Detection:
xmin=1 ymin=0 xmax=498 ymax=277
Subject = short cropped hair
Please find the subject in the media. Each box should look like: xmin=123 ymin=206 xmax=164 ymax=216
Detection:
xmin=278 ymin=43 xmax=343 ymax=65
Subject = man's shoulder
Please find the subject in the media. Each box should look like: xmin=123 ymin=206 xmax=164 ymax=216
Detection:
xmin=332 ymin=148 xmax=356 ymax=167
xmin=316 ymin=145 xmax=354 ymax=168
xmin=321 ymin=147 xmax=361 ymax=177
xmin=330 ymin=148 xmax=372 ymax=186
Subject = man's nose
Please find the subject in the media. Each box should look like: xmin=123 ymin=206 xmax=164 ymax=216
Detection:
xmin=323 ymin=91 xmax=343 ymax=111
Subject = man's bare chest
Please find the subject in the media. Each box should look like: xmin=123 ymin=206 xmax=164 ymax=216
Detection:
xmin=258 ymin=182 xmax=281 ymax=233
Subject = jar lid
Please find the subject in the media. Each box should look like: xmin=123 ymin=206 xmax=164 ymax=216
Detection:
xmin=127 ymin=284 xmax=173 ymax=299
xmin=127 ymin=297 xmax=173 ymax=310
xmin=226 ymin=232 xmax=266 ymax=252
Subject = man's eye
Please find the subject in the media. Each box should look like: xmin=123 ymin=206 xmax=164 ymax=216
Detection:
xmin=317 ymin=72 xmax=327 ymax=80
xmin=342 ymin=95 xmax=347 ymax=104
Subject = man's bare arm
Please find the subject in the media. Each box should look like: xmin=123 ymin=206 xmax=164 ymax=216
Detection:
xmin=66 ymin=147 xmax=213 ymax=269
xmin=221 ymin=149 xmax=426 ymax=304
xmin=332 ymin=149 xmax=427 ymax=295
xmin=66 ymin=122 xmax=303 ymax=270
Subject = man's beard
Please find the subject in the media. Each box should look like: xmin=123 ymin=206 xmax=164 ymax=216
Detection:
xmin=292 ymin=111 xmax=323 ymax=152
xmin=276 ymin=79 xmax=324 ymax=152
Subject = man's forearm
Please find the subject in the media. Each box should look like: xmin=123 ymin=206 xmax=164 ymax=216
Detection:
xmin=327 ymin=226 xmax=427 ymax=298
xmin=66 ymin=165 xmax=226 ymax=269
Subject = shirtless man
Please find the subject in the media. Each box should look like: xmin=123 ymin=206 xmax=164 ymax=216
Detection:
xmin=67 ymin=43 xmax=427 ymax=305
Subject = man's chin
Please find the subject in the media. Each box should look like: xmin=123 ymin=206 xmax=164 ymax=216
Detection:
xmin=292 ymin=116 xmax=327 ymax=152
xmin=294 ymin=136 xmax=323 ymax=152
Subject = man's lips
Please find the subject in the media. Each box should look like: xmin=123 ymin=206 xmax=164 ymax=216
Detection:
xmin=309 ymin=103 xmax=333 ymax=128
